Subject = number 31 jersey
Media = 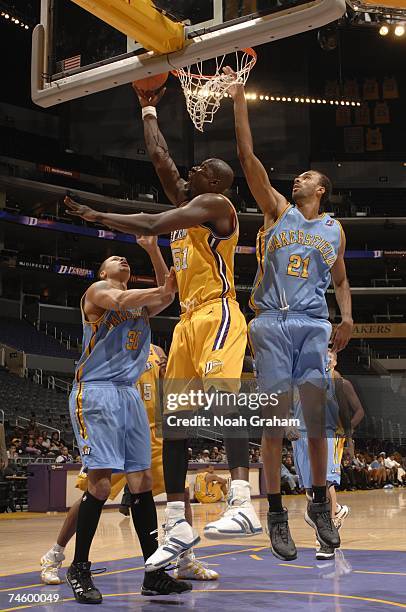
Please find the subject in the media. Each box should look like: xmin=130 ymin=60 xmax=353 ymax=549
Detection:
xmin=250 ymin=205 xmax=343 ymax=319
xmin=170 ymin=198 xmax=238 ymax=312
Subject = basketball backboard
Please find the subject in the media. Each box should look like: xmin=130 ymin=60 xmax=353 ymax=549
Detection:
xmin=32 ymin=0 xmax=346 ymax=108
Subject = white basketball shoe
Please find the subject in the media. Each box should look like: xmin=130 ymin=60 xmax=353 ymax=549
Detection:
xmin=333 ymin=504 xmax=349 ymax=529
xmin=145 ymin=502 xmax=200 ymax=572
xmin=204 ymin=480 xmax=262 ymax=539
xmin=40 ymin=548 xmax=65 ymax=584
xmin=174 ymin=550 xmax=219 ymax=581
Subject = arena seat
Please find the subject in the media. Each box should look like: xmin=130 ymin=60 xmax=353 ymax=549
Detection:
xmin=0 ymin=317 xmax=78 ymax=358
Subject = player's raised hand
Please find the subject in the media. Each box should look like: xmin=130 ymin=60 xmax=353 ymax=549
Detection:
xmin=132 ymin=83 xmax=166 ymax=108
xmin=223 ymin=66 xmax=244 ymax=100
xmin=136 ymin=235 xmax=158 ymax=251
xmin=161 ymin=267 xmax=178 ymax=295
xmin=64 ymin=196 xmax=101 ymax=223
xmin=331 ymin=318 xmax=353 ymax=353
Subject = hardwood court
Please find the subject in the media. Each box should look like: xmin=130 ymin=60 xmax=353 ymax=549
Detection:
xmin=1 ymin=490 xmax=405 ymax=611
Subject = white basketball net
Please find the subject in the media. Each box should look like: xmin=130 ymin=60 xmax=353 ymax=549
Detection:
xmin=174 ymin=48 xmax=257 ymax=132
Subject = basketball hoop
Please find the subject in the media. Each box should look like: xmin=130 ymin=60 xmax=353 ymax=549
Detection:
xmin=171 ymin=48 xmax=257 ymax=132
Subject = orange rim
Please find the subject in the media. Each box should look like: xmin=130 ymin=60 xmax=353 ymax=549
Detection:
xmin=171 ymin=47 xmax=257 ymax=80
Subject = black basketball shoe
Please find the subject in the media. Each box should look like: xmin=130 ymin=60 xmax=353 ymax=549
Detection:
xmin=66 ymin=562 xmax=102 ymax=604
xmin=316 ymin=539 xmax=335 ymax=560
xmin=267 ymin=509 xmax=297 ymax=561
xmin=305 ymin=500 xmax=340 ymax=548
xmin=142 ymin=569 xmax=192 ymax=596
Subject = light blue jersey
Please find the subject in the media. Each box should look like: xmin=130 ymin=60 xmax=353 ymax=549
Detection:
xmin=70 ymin=293 xmax=152 ymax=472
xmin=74 ymin=294 xmax=151 ymax=384
xmin=250 ymin=205 xmax=342 ymax=319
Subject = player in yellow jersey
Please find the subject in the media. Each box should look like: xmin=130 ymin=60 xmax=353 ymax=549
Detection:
xmin=41 ymin=344 xmax=217 ymax=584
xmin=65 ymin=85 xmax=262 ymax=572
xmin=194 ymin=465 xmax=228 ymax=504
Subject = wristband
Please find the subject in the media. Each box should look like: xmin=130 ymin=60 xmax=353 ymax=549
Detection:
xmin=142 ymin=106 xmax=157 ymax=120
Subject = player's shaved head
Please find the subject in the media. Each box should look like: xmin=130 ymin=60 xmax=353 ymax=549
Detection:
xmin=97 ymin=256 xmax=130 ymax=283
xmin=97 ymin=260 xmax=108 ymax=279
xmin=204 ymin=158 xmax=234 ymax=193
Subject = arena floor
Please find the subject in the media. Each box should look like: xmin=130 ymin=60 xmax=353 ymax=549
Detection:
xmin=1 ymin=491 xmax=405 ymax=611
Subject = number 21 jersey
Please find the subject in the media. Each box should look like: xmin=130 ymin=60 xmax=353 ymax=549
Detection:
xmin=250 ymin=205 xmax=343 ymax=319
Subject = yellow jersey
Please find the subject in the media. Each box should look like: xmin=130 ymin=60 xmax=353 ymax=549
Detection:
xmin=170 ymin=199 xmax=238 ymax=312
xmin=194 ymin=471 xmax=224 ymax=503
xmin=137 ymin=344 xmax=164 ymax=427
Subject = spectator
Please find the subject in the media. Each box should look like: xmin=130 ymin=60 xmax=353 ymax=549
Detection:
xmin=7 ymin=444 xmax=18 ymax=460
xmin=11 ymin=438 xmax=24 ymax=456
xmin=24 ymin=439 xmax=41 ymax=456
xmin=199 ymin=450 xmax=210 ymax=464
xmin=49 ymin=432 xmax=61 ymax=452
xmin=217 ymin=446 xmax=227 ymax=462
xmin=393 ymin=452 xmax=406 ymax=485
xmin=368 ymin=454 xmax=387 ymax=487
xmin=384 ymin=454 xmax=401 ymax=484
xmin=341 ymin=452 xmax=357 ymax=490
xmin=41 ymin=431 xmax=51 ymax=450
xmin=352 ymin=453 xmax=370 ymax=489
xmin=35 ymin=436 xmax=47 ymax=456
xmin=251 ymin=449 xmax=261 ymax=463
xmin=55 ymin=447 xmax=73 ymax=463
xmin=209 ymin=450 xmax=217 ymax=463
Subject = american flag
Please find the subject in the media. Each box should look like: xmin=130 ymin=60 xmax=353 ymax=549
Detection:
xmin=56 ymin=54 xmax=81 ymax=73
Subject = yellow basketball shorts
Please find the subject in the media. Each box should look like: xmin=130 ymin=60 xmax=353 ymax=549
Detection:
xmin=164 ymin=298 xmax=247 ymax=411
xmin=334 ymin=436 xmax=345 ymax=466
xmin=75 ymin=427 xmax=165 ymax=499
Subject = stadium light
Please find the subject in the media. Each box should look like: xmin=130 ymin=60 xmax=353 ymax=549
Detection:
xmin=394 ymin=24 xmax=405 ymax=37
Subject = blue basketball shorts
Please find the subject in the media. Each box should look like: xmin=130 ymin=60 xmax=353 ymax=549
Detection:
xmin=248 ymin=312 xmax=332 ymax=393
xmin=69 ymin=381 xmax=151 ymax=473
xmin=292 ymin=434 xmax=342 ymax=489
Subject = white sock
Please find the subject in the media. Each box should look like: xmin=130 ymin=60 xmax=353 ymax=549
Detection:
xmin=53 ymin=544 xmax=65 ymax=554
xmin=230 ymin=479 xmax=251 ymax=502
xmin=166 ymin=501 xmax=185 ymax=526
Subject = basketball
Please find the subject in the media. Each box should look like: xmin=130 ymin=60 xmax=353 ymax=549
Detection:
xmin=132 ymin=72 xmax=169 ymax=95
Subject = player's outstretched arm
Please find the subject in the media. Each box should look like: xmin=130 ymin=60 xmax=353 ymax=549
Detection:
xmin=66 ymin=193 xmax=230 ymax=236
xmin=133 ymin=85 xmax=187 ymax=207
xmin=224 ymin=67 xmax=288 ymax=229
xmin=331 ymin=233 xmax=353 ymax=352
xmin=86 ymin=269 xmax=176 ymax=317
xmin=136 ymin=235 xmax=170 ymax=287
